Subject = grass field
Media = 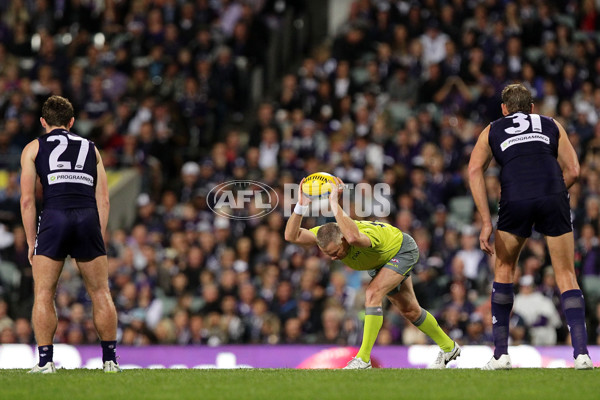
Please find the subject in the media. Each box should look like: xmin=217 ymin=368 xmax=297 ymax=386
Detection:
xmin=1 ymin=368 xmax=598 ymax=400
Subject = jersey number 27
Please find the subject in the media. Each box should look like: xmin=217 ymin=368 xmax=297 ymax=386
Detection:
xmin=47 ymin=134 xmax=90 ymax=171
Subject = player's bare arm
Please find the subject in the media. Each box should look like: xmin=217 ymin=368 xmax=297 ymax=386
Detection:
xmin=554 ymin=119 xmax=580 ymax=189
xmin=329 ymin=177 xmax=372 ymax=248
xmin=284 ymin=178 xmax=318 ymax=246
xmin=19 ymin=140 xmax=39 ymax=265
xmin=95 ymin=147 xmax=110 ymax=238
xmin=468 ymin=124 xmax=494 ymax=255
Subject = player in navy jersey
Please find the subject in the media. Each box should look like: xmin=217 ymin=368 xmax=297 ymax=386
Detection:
xmin=20 ymin=96 xmax=120 ymax=373
xmin=469 ymin=84 xmax=593 ymax=370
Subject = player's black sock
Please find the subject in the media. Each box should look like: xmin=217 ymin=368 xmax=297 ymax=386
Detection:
xmin=101 ymin=341 xmax=117 ymax=363
xmin=491 ymin=282 xmax=514 ymax=359
xmin=38 ymin=345 xmax=53 ymax=367
xmin=561 ymin=289 xmax=589 ymax=358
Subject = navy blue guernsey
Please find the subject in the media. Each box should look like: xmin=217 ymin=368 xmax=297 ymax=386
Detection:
xmin=488 ymin=112 xmax=566 ymax=201
xmin=35 ymin=129 xmax=98 ymax=209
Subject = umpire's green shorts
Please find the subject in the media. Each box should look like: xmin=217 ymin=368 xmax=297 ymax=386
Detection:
xmin=367 ymin=233 xmax=419 ymax=295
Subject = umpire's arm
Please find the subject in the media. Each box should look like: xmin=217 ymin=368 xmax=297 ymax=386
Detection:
xmin=284 ymin=178 xmax=317 ymax=246
xmin=468 ymin=124 xmax=494 ymax=255
xmin=284 ymin=213 xmax=317 ymax=246
xmin=554 ymin=120 xmax=580 ymax=189
xmin=329 ymin=177 xmax=371 ymax=247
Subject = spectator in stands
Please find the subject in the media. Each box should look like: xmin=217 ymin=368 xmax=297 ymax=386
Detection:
xmin=513 ymin=275 xmax=562 ymax=346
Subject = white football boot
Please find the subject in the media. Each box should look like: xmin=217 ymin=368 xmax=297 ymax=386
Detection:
xmin=103 ymin=360 xmax=122 ymax=373
xmin=428 ymin=342 xmax=461 ymax=369
xmin=28 ymin=362 xmax=57 ymax=374
xmin=482 ymin=354 xmax=512 ymax=370
xmin=343 ymin=357 xmax=372 ymax=369
xmin=574 ymin=354 xmax=593 ymax=370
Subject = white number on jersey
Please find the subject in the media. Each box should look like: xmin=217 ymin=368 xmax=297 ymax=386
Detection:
xmin=47 ymin=134 xmax=90 ymax=171
xmin=504 ymin=113 xmax=543 ymax=135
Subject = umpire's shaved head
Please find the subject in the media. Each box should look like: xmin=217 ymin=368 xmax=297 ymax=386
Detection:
xmin=42 ymin=95 xmax=74 ymax=128
xmin=501 ymin=83 xmax=533 ymax=114
xmin=316 ymin=223 xmax=344 ymax=248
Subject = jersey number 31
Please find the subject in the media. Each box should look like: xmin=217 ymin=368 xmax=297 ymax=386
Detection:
xmin=504 ymin=113 xmax=542 ymax=135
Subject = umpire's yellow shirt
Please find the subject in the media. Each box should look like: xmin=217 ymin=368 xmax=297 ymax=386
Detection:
xmin=309 ymin=220 xmax=403 ymax=271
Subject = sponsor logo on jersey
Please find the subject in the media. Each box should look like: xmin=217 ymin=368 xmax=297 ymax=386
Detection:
xmin=48 ymin=172 xmax=94 ymax=186
xmin=500 ymin=133 xmax=549 ymax=151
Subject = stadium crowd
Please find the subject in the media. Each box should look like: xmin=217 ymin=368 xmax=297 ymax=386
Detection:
xmin=2 ymin=0 xmax=600 ymax=349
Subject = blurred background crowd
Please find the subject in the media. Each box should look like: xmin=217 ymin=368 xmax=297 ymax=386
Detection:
xmin=2 ymin=0 xmax=600 ymax=349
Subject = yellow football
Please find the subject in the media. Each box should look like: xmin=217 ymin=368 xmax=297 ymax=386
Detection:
xmin=302 ymin=172 xmax=338 ymax=199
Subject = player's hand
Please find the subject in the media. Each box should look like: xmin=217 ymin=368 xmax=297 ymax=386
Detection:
xmin=479 ymin=223 xmax=494 ymax=256
xmin=27 ymin=246 xmax=34 ymax=266
xmin=298 ymin=178 xmax=311 ymax=206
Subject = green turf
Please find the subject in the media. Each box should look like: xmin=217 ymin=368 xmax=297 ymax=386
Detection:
xmin=1 ymin=369 xmax=598 ymax=400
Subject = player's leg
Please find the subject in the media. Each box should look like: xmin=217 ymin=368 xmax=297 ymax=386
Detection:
xmin=30 ymin=255 xmax=64 ymax=373
xmin=29 ymin=208 xmax=69 ymax=373
xmin=545 ymin=232 xmax=578 ymax=291
xmin=76 ymin=255 xmax=119 ymax=369
xmin=482 ymin=229 xmax=526 ymax=370
xmin=351 ymin=268 xmax=405 ymax=367
xmin=71 ymin=208 xmax=120 ymax=371
xmin=483 ymin=197 xmax=532 ymax=369
xmin=387 ymin=276 xmax=459 ymax=368
xmin=535 ymin=192 xmax=579 ymax=292
xmin=546 ymin=232 xmax=591 ymax=368
xmin=489 ymin=230 xmax=526 ymax=364
xmin=537 ymin=192 xmax=592 ymax=368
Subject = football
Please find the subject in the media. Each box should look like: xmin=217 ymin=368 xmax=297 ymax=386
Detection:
xmin=301 ymin=172 xmax=338 ymax=199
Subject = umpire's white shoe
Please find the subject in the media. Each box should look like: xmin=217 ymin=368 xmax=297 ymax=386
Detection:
xmin=103 ymin=360 xmax=122 ymax=373
xmin=574 ymin=354 xmax=593 ymax=370
xmin=28 ymin=362 xmax=56 ymax=374
xmin=482 ymin=354 xmax=512 ymax=370
xmin=428 ymin=342 xmax=461 ymax=369
xmin=343 ymin=357 xmax=372 ymax=369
